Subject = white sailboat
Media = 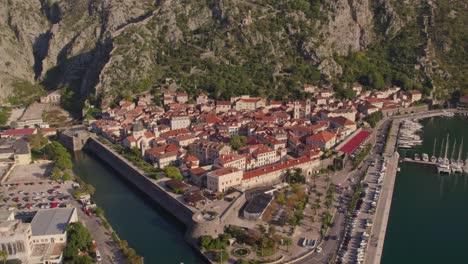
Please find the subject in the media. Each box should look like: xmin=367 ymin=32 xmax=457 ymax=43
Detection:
xmin=430 ymin=138 xmax=437 ymax=163
xmin=437 ymin=134 xmax=451 ymax=174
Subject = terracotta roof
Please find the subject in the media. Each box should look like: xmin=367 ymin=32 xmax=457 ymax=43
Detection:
xmin=208 ymin=167 xmax=239 ymax=177
xmin=145 ymin=144 xmax=180 ymax=157
xmin=307 ymin=131 xmax=336 ymax=143
xmin=2 ymin=128 xmax=36 ymax=136
xmin=41 ymin=128 xmax=57 ymax=133
xmin=217 ymin=153 xmax=245 ymax=164
xmin=408 ymin=90 xmax=422 ymax=95
xmin=190 ymin=167 xmax=206 ymax=176
xmin=243 ymin=156 xmax=311 ymax=180
xmin=161 ymin=128 xmax=191 ymax=138
xmin=329 ymin=116 xmax=356 ymax=127
xmin=239 ymin=98 xmax=262 ymax=103
xmin=216 ymin=101 xmax=231 ymax=106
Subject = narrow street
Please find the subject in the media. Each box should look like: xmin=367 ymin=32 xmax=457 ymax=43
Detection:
xmin=73 ymin=200 xmax=125 ymax=264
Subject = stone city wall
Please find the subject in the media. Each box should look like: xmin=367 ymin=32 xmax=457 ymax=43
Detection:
xmin=381 ymin=105 xmax=428 ymax=117
xmin=86 ymin=137 xmax=195 ymax=227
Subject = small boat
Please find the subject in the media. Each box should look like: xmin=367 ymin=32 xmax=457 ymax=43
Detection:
xmin=397 ymin=167 xmax=401 ymax=172
xmin=414 ymin=154 xmax=420 ymax=161
xmin=422 ymin=153 xmax=429 ymax=162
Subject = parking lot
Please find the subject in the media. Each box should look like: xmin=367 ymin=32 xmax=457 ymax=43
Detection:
xmin=336 ymin=157 xmax=386 ymax=264
xmin=0 ymin=180 xmax=74 ymax=212
xmin=6 ymin=162 xmax=53 ymax=182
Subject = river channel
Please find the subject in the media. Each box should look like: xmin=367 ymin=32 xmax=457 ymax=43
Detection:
xmin=72 ymin=151 xmax=204 ymax=264
xmin=382 ymin=115 xmax=468 ymax=263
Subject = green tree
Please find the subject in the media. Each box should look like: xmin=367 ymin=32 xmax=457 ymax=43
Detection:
xmin=283 ymin=237 xmax=292 ymax=252
xmin=229 ymin=135 xmax=247 ymax=150
xmin=51 ymin=166 xmax=62 ymax=181
xmin=95 ymin=207 xmax=104 ymax=218
xmin=276 ymin=192 xmax=286 ymax=205
xmin=365 ymin=111 xmax=383 ymax=128
xmin=62 ymin=172 xmax=72 ymax=181
xmin=0 ymin=250 xmax=7 ymax=264
xmin=63 ymin=222 xmax=94 ymax=261
xmin=163 ymin=165 xmax=183 ymax=180
xmin=28 ymin=132 xmax=49 ymax=152
xmin=200 ymin=236 xmax=213 ymax=251
xmin=83 ymin=184 xmax=96 ymax=196
xmin=0 ymin=107 xmax=11 ymax=126
xmin=284 ymin=168 xmax=292 ymax=183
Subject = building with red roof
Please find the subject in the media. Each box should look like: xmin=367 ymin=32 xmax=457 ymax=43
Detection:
xmin=0 ymin=128 xmax=37 ymax=138
xmin=241 ymin=156 xmax=320 ymax=190
xmin=306 ymin=131 xmax=336 ymax=151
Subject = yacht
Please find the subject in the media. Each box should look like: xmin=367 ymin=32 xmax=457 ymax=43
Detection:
xmin=463 ymin=157 xmax=468 ymax=174
xmin=414 ymin=154 xmax=420 ymax=161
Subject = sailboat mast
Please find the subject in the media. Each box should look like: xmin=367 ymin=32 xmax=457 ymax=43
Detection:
xmin=439 ymin=138 xmax=445 ymax=158
xmin=444 ymin=134 xmax=449 ymax=160
xmin=451 ymin=138 xmax=457 ymax=160
xmin=432 ymin=138 xmax=437 ymax=157
xmin=458 ymin=138 xmax=464 ymax=161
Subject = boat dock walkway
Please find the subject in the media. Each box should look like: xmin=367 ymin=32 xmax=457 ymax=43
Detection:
xmin=401 ymin=158 xmax=437 ymax=166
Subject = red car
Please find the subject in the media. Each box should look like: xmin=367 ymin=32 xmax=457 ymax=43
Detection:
xmin=54 ymin=186 xmax=61 ymax=189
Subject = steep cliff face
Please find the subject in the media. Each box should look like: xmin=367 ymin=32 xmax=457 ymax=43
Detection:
xmin=0 ymin=0 xmax=154 ymax=99
xmin=0 ymin=0 xmax=465 ymax=104
xmin=0 ymin=0 xmax=49 ymax=96
xmin=96 ymin=0 xmax=394 ymax=101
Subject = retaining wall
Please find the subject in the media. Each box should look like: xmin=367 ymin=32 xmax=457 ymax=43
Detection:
xmin=85 ymin=137 xmax=195 ymax=227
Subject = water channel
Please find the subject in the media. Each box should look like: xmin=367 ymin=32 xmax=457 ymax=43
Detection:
xmin=73 ymin=151 xmax=204 ymax=264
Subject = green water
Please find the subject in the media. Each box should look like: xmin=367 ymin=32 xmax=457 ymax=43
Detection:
xmin=382 ymin=116 xmax=468 ymax=263
xmin=73 ymin=151 xmax=204 ymax=264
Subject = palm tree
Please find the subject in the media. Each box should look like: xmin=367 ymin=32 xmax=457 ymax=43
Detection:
xmin=258 ymin=224 xmax=266 ymax=235
xmin=258 ymin=224 xmax=266 ymax=256
xmin=285 ymin=169 xmax=292 ymax=183
xmin=313 ymin=172 xmax=319 ymax=189
xmin=293 ymin=168 xmax=303 ymax=183
xmin=0 ymin=250 xmax=7 ymax=264
xmin=283 ymin=237 xmax=292 ymax=252
xmin=268 ymin=225 xmax=276 ymax=236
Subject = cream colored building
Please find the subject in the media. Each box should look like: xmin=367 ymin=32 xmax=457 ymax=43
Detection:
xmin=215 ymin=153 xmax=246 ymax=171
xmin=207 ymin=167 xmax=243 ymax=192
xmin=241 ymin=157 xmax=320 ymax=190
xmin=248 ymin=147 xmax=279 ymax=170
xmin=235 ymin=97 xmax=266 ymax=111
xmin=170 ymin=115 xmax=191 ymax=130
xmin=0 ymin=208 xmax=78 ymax=264
xmin=40 ymin=91 xmax=61 ymax=104
xmin=0 ymin=219 xmax=33 ymax=263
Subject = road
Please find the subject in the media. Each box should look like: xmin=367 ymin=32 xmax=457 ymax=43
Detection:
xmin=73 ymin=201 xmax=125 ymax=264
xmin=291 ymin=118 xmax=392 ymax=264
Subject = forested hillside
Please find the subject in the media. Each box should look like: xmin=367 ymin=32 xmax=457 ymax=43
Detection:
xmin=0 ymin=0 xmax=466 ymax=109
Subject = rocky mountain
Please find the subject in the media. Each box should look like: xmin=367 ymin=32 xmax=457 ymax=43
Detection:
xmin=0 ymin=0 xmax=466 ymax=108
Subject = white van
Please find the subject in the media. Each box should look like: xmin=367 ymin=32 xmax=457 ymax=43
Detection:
xmin=96 ymin=250 xmax=102 ymax=262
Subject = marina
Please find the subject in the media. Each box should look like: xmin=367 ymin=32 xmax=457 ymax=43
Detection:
xmin=382 ymin=113 xmax=468 ymax=264
xmin=397 ymin=115 xmax=467 ymax=174
xmin=396 ymin=120 xmax=423 ymax=149
xmin=400 ymin=134 xmax=467 ymax=174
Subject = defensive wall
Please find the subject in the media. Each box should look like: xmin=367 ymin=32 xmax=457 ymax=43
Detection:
xmin=85 ymin=137 xmax=195 ymax=227
xmin=85 ymin=135 xmax=247 ymax=262
xmin=381 ymin=104 xmax=428 ymax=117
